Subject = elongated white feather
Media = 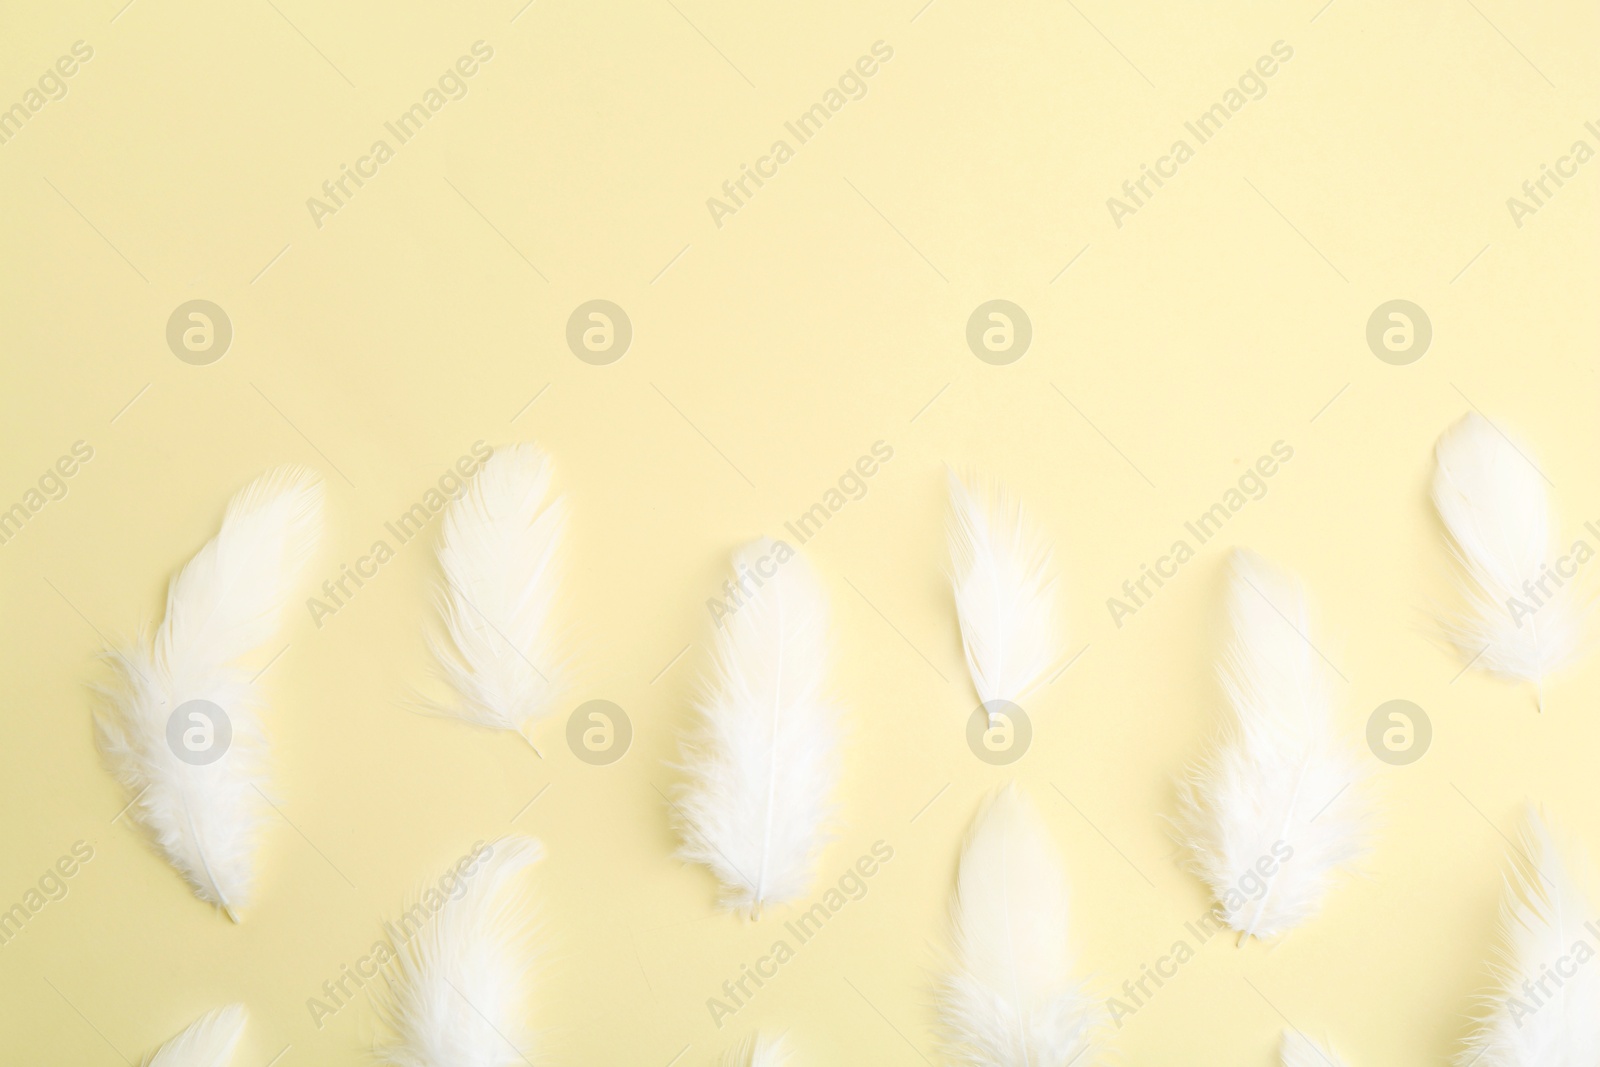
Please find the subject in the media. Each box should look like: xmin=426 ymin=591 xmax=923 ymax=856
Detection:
xmin=147 ymin=1005 xmax=248 ymax=1067
xmin=939 ymin=785 xmax=1099 ymax=1066
xmin=948 ymin=472 xmax=1061 ymax=717
xmin=1461 ymin=808 xmax=1600 ymax=1065
xmin=1174 ymin=550 xmax=1367 ymax=942
xmin=1282 ymin=1029 xmax=1348 ymax=1067
xmin=1432 ymin=413 xmax=1579 ymax=709
xmin=96 ymin=468 xmax=322 ymax=921
xmin=376 ymin=835 xmax=544 ymax=1067
xmin=725 ymin=1032 xmax=794 ymax=1066
xmin=676 ymin=538 xmax=840 ymax=917
xmin=429 ymin=444 xmax=565 ymax=745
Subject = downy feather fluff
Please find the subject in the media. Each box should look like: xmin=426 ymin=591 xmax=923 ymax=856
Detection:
xmin=1461 ymin=808 xmax=1600 ymax=1066
xmin=939 ymin=785 xmax=1099 ymax=1067
xmin=1175 ymin=550 xmax=1367 ymax=942
xmin=1282 ymin=1029 xmax=1348 ymax=1067
xmin=676 ymin=538 xmax=840 ymax=917
xmin=725 ymin=1033 xmax=794 ymax=1066
xmin=146 ymin=1005 xmax=248 ymax=1067
xmin=429 ymin=444 xmax=565 ymax=744
xmin=948 ymin=472 xmax=1061 ymax=717
xmin=1432 ymin=413 xmax=1580 ymax=709
xmin=96 ymin=468 xmax=322 ymax=921
xmin=376 ymin=835 xmax=544 ymax=1067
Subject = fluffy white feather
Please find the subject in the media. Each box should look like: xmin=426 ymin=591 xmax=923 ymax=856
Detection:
xmin=1432 ymin=413 xmax=1580 ymax=710
xmin=676 ymin=538 xmax=840 ymax=917
xmin=146 ymin=1005 xmax=248 ymax=1067
xmin=429 ymin=444 xmax=565 ymax=745
xmin=1461 ymin=808 xmax=1600 ymax=1065
xmin=1175 ymin=550 xmax=1367 ymax=942
xmin=939 ymin=785 xmax=1099 ymax=1066
xmin=1282 ymin=1029 xmax=1348 ymax=1067
xmin=96 ymin=468 xmax=322 ymax=921
xmin=725 ymin=1032 xmax=794 ymax=1066
xmin=948 ymin=472 xmax=1061 ymax=719
xmin=376 ymin=835 xmax=544 ymax=1067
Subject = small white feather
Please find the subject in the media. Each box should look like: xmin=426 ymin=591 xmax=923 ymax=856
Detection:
xmin=1175 ymin=550 xmax=1367 ymax=942
xmin=939 ymin=785 xmax=1099 ymax=1066
xmin=725 ymin=1032 xmax=795 ymax=1066
xmin=1282 ymin=1029 xmax=1348 ymax=1067
xmin=676 ymin=538 xmax=840 ymax=917
xmin=1432 ymin=413 xmax=1580 ymax=709
xmin=947 ymin=471 xmax=1062 ymax=718
xmin=1461 ymin=808 xmax=1600 ymax=1066
xmin=146 ymin=1004 xmax=248 ymax=1067
xmin=429 ymin=444 xmax=565 ymax=745
xmin=376 ymin=835 xmax=544 ymax=1067
xmin=97 ymin=468 xmax=322 ymax=921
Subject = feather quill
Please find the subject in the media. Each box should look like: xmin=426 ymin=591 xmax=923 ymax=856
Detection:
xmin=96 ymin=468 xmax=322 ymax=921
xmin=1282 ymin=1029 xmax=1348 ymax=1067
xmin=376 ymin=835 xmax=544 ymax=1067
xmin=947 ymin=472 xmax=1061 ymax=719
xmin=146 ymin=1005 xmax=248 ymax=1067
xmin=939 ymin=785 xmax=1099 ymax=1066
xmin=1460 ymin=808 xmax=1600 ymax=1065
xmin=429 ymin=444 xmax=565 ymax=746
xmin=676 ymin=538 xmax=840 ymax=917
xmin=1175 ymin=550 xmax=1367 ymax=942
xmin=1432 ymin=413 xmax=1579 ymax=710
xmin=725 ymin=1033 xmax=794 ymax=1066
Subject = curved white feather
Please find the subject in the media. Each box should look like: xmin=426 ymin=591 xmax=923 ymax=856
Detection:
xmin=1282 ymin=1029 xmax=1347 ymax=1067
xmin=725 ymin=1032 xmax=794 ymax=1066
xmin=948 ymin=472 xmax=1061 ymax=714
xmin=1175 ymin=550 xmax=1367 ymax=942
xmin=676 ymin=538 xmax=840 ymax=916
xmin=147 ymin=1005 xmax=248 ymax=1067
xmin=1432 ymin=413 xmax=1579 ymax=707
xmin=376 ymin=835 xmax=544 ymax=1067
xmin=430 ymin=444 xmax=565 ymax=743
xmin=1461 ymin=808 xmax=1600 ymax=1066
xmin=96 ymin=468 xmax=322 ymax=921
xmin=940 ymin=785 xmax=1099 ymax=1066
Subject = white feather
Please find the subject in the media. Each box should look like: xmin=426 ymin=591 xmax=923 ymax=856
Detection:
xmin=1174 ymin=550 xmax=1367 ymax=942
xmin=1461 ymin=808 xmax=1600 ymax=1066
xmin=676 ymin=538 xmax=840 ymax=917
xmin=725 ymin=1032 xmax=795 ymax=1066
xmin=1432 ymin=413 xmax=1579 ymax=709
xmin=939 ymin=785 xmax=1099 ymax=1067
xmin=376 ymin=835 xmax=544 ymax=1067
xmin=429 ymin=444 xmax=565 ymax=745
xmin=96 ymin=468 xmax=322 ymax=921
xmin=947 ymin=471 xmax=1061 ymax=716
xmin=146 ymin=1005 xmax=248 ymax=1067
xmin=1282 ymin=1029 xmax=1348 ymax=1067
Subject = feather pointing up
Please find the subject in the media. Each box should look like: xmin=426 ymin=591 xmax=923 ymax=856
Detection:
xmin=97 ymin=468 xmax=322 ymax=921
xmin=146 ymin=1005 xmax=248 ymax=1067
xmin=1432 ymin=413 xmax=1579 ymax=710
xmin=1282 ymin=1030 xmax=1348 ymax=1067
xmin=1175 ymin=550 xmax=1367 ymax=942
xmin=676 ymin=538 xmax=840 ymax=917
xmin=940 ymin=785 xmax=1099 ymax=1066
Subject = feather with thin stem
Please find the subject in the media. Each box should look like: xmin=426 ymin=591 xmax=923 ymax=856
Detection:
xmin=96 ymin=468 xmax=322 ymax=922
xmin=947 ymin=471 xmax=1061 ymax=720
xmin=1460 ymin=808 xmax=1600 ymax=1065
xmin=1432 ymin=413 xmax=1581 ymax=711
xmin=376 ymin=835 xmax=544 ymax=1067
xmin=146 ymin=1005 xmax=248 ymax=1067
xmin=725 ymin=1032 xmax=794 ymax=1066
xmin=675 ymin=538 xmax=840 ymax=918
xmin=939 ymin=784 xmax=1100 ymax=1066
xmin=1282 ymin=1029 xmax=1348 ymax=1067
xmin=1174 ymin=550 xmax=1367 ymax=943
xmin=429 ymin=443 xmax=565 ymax=747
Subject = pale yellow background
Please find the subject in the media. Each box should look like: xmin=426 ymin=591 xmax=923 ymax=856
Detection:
xmin=2 ymin=0 xmax=1598 ymax=1063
